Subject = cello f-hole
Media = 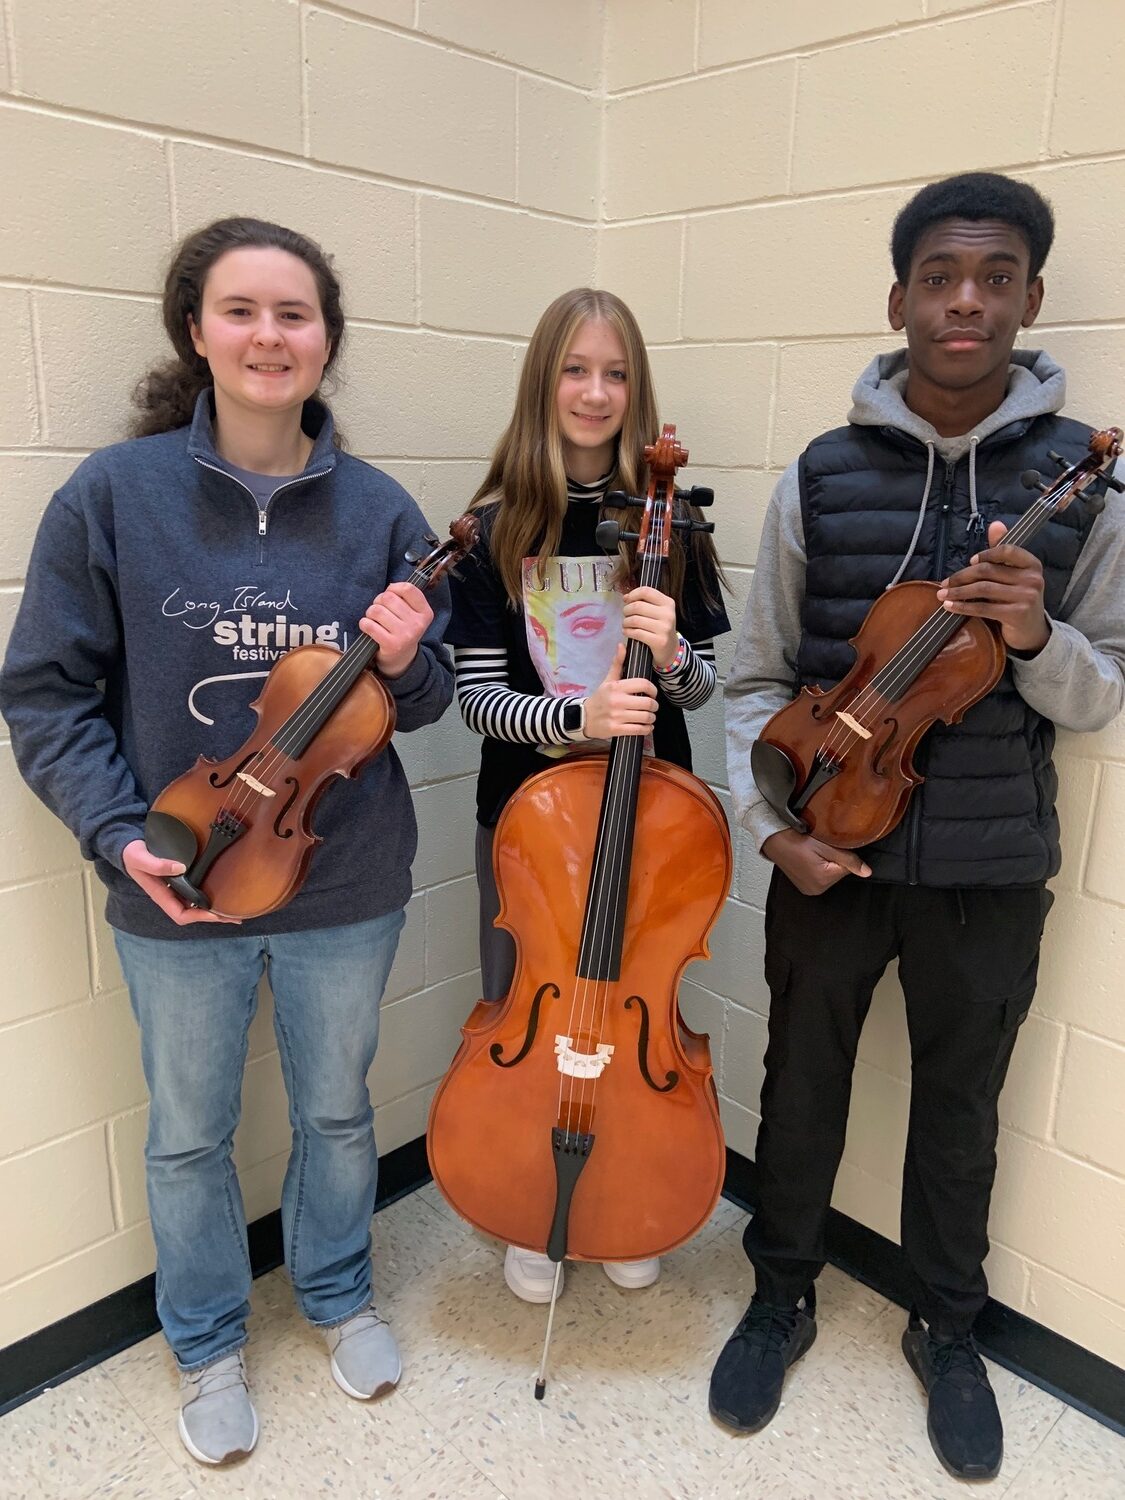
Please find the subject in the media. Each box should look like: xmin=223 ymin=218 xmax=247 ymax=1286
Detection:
xmin=624 ymin=994 xmax=678 ymax=1093
xmin=489 ymin=981 xmax=560 ymax=1068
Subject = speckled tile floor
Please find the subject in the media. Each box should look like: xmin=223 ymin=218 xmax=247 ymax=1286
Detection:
xmin=2 ymin=1187 xmax=1122 ymax=1500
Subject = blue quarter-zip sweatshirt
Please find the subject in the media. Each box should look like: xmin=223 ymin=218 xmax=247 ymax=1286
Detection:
xmin=0 ymin=393 xmax=454 ymax=938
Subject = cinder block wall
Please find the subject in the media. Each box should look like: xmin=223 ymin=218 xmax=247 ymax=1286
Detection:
xmin=2 ymin=0 xmax=1123 ymax=1370
xmin=603 ymin=0 xmax=1125 ymax=1368
xmin=0 ymin=0 xmax=601 ymax=1348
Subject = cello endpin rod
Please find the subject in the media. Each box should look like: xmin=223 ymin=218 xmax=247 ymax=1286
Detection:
xmin=533 ymin=1261 xmax=565 ymax=1400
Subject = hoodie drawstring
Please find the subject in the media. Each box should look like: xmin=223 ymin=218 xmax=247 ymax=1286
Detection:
xmin=886 ymin=441 xmax=935 ymax=590
xmin=967 ymin=434 xmax=985 ymax=550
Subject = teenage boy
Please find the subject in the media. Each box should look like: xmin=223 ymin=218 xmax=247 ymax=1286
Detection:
xmin=715 ymin=173 xmax=1125 ymax=1480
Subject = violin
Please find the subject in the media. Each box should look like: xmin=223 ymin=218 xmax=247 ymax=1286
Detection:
xmin=144 ymin=516 xmax=478 ymax=919
xmin=751 ymin=428 xmax=1123 ymax=849
xmin=426 ymin=426 xmax=730 ymax=1397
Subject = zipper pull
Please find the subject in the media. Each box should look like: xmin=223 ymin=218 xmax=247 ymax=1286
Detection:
xmin=258 ymin=509 xmax=268 ymax=537
xmin=967 ymin=511 xmax=986 ymax=549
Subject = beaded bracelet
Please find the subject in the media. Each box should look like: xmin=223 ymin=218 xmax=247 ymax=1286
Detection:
xmin=654 ymin=634 xmax=687 ymax=675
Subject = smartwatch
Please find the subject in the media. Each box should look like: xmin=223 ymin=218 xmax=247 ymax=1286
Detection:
xmin=562 ymin=699 xmax=585 ymax=737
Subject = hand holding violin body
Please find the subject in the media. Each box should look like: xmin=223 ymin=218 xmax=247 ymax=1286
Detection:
xmin=122 ymin=838 xmax=240 ymax=925
xmin=937 ymin=520 xmax=1049 ymax=654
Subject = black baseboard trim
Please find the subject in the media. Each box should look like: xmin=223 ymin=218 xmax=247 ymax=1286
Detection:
xmin=722 ymin=1147 xmax=1125 ymax=1437
xmin=3 ymin=1136 xmax=1122 ymax=1437
xmin=0 ymin=1134 xmax=430 ymax=1418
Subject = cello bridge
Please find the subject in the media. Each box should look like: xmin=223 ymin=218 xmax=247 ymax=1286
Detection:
xmin=554 ymin=1035 xmax=615 ymax=1079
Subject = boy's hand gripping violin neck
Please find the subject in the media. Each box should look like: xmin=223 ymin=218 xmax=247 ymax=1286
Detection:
xmin=144 ymin=516 xmax=478 ymax=920
xmin=752 ymin=427 xmax=1123 ymax=850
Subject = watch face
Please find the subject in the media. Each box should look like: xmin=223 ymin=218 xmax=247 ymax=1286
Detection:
xmin=563 ymin=701 xmax=582 ymax=733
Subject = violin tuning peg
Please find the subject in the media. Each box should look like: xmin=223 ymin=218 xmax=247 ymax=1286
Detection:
xmin=403 ymin=532 xmax=440 ymax=564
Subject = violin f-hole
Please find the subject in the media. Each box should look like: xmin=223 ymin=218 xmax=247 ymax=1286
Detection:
xmin=209 ymin=751 xmax=257 ymax=791
xmin=272 ymin=777 xmax=301 ymax=839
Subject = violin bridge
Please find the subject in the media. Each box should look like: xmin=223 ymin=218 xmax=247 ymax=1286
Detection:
xmin=236 ymin=770 xmax=276 ymax=797
xmin=554 ymin=1035 xmax=615 ymax=1079
xmin=835 ymin=710 xmax=872 ymax=740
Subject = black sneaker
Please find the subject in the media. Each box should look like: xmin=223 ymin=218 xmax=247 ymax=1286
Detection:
xmin=902 ymin=1310 xmax=1003 ymax=1480
xmin=709 ymin=1286 xmax=817 ymax=1433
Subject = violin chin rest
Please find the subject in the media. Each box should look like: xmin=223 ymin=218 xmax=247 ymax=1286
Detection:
xmin=750 ymin=741 xmax=810 ymax=834
xmin=145 ymin=810 xmax=199 ymax=868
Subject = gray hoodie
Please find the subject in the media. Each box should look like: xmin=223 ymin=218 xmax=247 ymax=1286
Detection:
xmin=725 ymin=348 xmax=1125 ymax=854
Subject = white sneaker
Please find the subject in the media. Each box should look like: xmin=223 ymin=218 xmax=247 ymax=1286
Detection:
xmin=504 ymin=1245 xmax=564 ymax=1304
xmin=602 ymin=1258 xmax=661 ymax=1290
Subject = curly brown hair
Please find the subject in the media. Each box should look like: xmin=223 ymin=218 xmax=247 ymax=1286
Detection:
xmin=131 ymin=217 xmax=346 ymax=438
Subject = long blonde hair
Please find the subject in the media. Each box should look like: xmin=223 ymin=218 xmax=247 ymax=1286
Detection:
xmin=472 ymin=288 xmax=720 ymax=609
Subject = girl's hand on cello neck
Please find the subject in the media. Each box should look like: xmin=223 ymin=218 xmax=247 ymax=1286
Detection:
xmin=623 ymin=586 xmax=679 ymax=669
xmin=360 ymin=582 xmax=434 ymax=679
xmin=583 ymin=642 xmax=658 ymax=740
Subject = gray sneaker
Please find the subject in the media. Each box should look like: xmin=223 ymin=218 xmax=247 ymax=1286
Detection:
xmin=178 ymin=1350 xmax=259 ymax=1465
xmin=325 ymin=1306 xmax=402 ymax=1400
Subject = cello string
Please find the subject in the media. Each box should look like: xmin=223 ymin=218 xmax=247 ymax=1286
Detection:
xmin=579 ymin=492 xmax=668 ymax=1134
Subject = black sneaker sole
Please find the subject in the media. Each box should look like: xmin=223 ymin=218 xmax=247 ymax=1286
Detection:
xmin=902 ymin=1330 xmax=1002 ymax=1482
xmin=709 ymin=1317 xmax=817 ymax=1435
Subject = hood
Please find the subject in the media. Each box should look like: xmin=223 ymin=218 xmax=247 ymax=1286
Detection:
xmin=848 ymin=347 xmax=1066 ymax=463
xmin=847 ymin=347 xmax=1067 ymax=589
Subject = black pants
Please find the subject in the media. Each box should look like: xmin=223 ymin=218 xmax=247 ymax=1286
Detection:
xmin=745 ymin=871 xmax=1052 ymax=1338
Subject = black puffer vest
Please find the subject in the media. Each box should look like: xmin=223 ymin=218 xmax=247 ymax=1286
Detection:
xmin=798 ymin=414 xmax=1098 ymax=887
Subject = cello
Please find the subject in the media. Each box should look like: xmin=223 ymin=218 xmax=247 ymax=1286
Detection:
xmin=144 ymin=516 xmax=477 ymax=919
xmin=426 ymin=426 xmax=730 ymax=1397
xmin=751 ymin=427 xmax=1123 ymax=848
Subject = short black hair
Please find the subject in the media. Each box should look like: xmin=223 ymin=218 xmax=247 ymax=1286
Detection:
xmin=891 ymin=172 xmax=1055 ymax=283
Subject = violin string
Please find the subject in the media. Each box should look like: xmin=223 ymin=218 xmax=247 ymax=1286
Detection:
xmin=204 ymin=561 xmax=433 ymax=832
xmin=808 ymin=489 xmax=1062 ymax=770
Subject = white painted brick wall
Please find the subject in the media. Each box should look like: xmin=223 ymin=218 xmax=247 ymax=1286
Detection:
xmin=0 ymin=1 xmax=1122 ymax=1374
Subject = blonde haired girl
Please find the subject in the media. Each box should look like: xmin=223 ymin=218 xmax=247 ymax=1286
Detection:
xmin=446 ymin=288 xmax=728 ymax=1303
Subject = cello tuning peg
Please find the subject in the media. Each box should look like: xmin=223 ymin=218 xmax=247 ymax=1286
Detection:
xmin=596 ymin=519 xmax=623 ymax=550
xmin=1103 ymin=473 xmax=1125 ymax=494
xmin=1047 ymin=450 xmax=1069 ymax=470
xmin=1020 ymin=469 xmax=1042 ymax=490
xmin=1086 ymin=490 xmax=1107 ymax=516
xmin=675 ymin=485 xmax=714 ymax=507
xmin=605 ymin=489 xmax=645 ymax=508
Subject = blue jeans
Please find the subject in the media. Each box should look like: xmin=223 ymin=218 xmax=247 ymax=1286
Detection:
xmin=115 ymin=911 xmax=405 ymax=1371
